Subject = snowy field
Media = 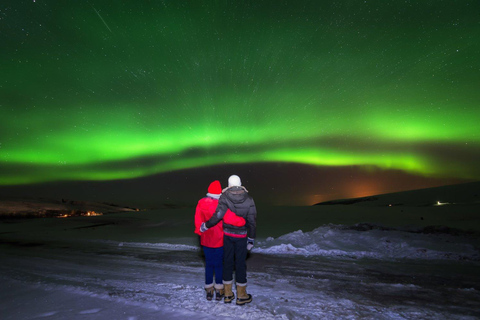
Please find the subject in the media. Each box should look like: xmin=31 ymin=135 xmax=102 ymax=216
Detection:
xmin=1 ymin=188 xmax=480 ymax=319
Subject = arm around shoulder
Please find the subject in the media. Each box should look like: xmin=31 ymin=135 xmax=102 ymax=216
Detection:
xmin=205 ymin=196 xmax=228 ymax=228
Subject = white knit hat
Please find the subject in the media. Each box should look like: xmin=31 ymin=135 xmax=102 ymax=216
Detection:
xmin=228 ymin=175 xmax=241 ymax=187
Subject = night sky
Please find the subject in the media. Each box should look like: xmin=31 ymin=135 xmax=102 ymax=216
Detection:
xmin=1 ymin=1 xmax=479 ymax=205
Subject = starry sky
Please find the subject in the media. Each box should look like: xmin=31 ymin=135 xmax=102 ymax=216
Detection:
xmin=1 ymin=1 xmax=479 ymax=205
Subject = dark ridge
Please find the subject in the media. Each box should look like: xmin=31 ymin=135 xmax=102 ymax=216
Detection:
xmin=71 ymin=222 xmax=115 ymax=230
xmin=313 ymin=181 xmax=480 ymax=206
xmin=314 ymin=196 xmax=379 ymax=205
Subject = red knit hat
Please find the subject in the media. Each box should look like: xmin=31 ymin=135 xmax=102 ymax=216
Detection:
xmin=208 ymin=180 xmax=222 ymax=195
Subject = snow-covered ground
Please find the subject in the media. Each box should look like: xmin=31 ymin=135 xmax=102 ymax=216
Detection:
xmin=1 ymin=200 xmax=480 ymax=319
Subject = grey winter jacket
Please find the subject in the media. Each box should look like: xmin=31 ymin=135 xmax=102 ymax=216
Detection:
xmin=205 ymin=186 xmax=257 ymax=239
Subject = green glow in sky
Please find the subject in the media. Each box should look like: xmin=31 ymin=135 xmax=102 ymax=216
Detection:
xmin=1 ymin=1 xmax=479 ymax=185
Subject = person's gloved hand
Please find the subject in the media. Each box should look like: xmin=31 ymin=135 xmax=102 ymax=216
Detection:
xmin=247 ymin=238 xmax=254 ymax=251
xmin=200 ymin=222 xmax=209 ymax=233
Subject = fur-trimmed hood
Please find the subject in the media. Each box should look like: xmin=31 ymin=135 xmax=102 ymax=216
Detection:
xmin=222 ymin=185 xmax=248 ymax=193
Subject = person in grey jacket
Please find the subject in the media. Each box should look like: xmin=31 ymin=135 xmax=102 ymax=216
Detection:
xmin=200 ymin=175 xmax=257 ymax=305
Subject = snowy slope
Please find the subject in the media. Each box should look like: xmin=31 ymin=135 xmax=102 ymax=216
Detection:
xmin=1 ymin=184 xmax=480 ymax=319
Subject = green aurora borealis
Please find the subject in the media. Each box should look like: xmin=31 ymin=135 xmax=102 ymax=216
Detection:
xmin=1 ymin=1 xmax=479 ymax=198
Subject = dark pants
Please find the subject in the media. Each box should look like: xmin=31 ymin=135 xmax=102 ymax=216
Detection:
xmin=223 ymin=235 xmax=247 ymax=284
xmin=203 ymin=246 xmax=223 ymax=286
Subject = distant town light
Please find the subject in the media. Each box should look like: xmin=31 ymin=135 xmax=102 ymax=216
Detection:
xmin=56 ymin=211 xmax=103 ymax=218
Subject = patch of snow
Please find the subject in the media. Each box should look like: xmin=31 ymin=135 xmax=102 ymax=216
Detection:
xmin=254 ymin=224 xmax=480 ymax=260
xmin=79 ymin=308 xmax=102 ymax=314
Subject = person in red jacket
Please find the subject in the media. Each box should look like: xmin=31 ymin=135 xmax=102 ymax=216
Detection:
xmin=195 ymin=180 xmax=245 ymax=301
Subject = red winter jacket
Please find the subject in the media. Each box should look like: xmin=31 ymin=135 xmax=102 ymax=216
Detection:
xmin=195 ymin=196 xmax=246 ymax=248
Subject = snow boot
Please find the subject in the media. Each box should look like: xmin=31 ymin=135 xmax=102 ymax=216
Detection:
xmin=223 ymin=283 xmax=234 ymax=303
xmin=205 ymin=286 xmax=214 ymax=301
xmin=214 ymin=284 xmax=224 ymax=301
xmin=236 ymin=285 xmax=252 ymax=305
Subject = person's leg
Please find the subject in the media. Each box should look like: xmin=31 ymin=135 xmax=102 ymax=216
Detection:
xmin=222 ymin=236 xmax=235 ymax=303
xmin=213 ymin=247 xmax=224 ymax=300
xmin=222 ymin=236 xmax=234 ymax=282
xmin=234 ymin=237 xmax=252 ymax=305
xmin=213 ymin=247 xmax=223 ymax=285
xmin=203 ymin=246 xmax=215 ymax=286
xmin=202 ymin=246 xmax=215 ymax=300
xmin=234 ymin=237 xmax=248 ymax=285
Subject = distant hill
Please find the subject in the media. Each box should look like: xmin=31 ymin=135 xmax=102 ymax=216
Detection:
xmin=314 ymin=181 xmax=480 ymax=207
xmin=0 ymin=197 xmax=139 ymax=218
